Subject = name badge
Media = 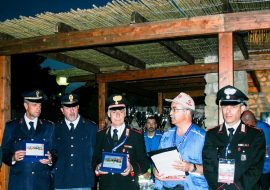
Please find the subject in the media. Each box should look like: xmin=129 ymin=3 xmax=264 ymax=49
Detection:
xmin=218 ymin=158 xmax=235 ymax=184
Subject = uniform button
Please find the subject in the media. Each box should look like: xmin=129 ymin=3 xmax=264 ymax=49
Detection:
xmin=32 ymin=172 xmax=35 ymax=175
xmin=70 ymin=164 xmax=73 ymax=167
xmin=71 ymin=145 xmax=74 ymax=148
xmin=71 ymin=136 xmax=74 ymax=139
xmin=71 ymin=154 xmax=74 ymax=157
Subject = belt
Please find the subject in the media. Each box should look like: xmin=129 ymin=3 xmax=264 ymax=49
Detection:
xmin=163 ymin=184 xmax=184 ymax=190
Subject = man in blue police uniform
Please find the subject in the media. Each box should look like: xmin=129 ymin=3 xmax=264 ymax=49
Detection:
xmin=93 ymin=94 xmax=149 ymax=190
xmin=241 ymin=110 xmax=270 ymax=190
xmin=203 ymin=85 xmax=266 ymax=190
xmin=52 ymin=93 xmax=97 ymax=190
xmin=154 ymin=92 xmax=208 ymax=190
xmin=1 ymin=89 xmax=54 ymax=190
xmin=143 ymin=116 xmax=162 ymax=179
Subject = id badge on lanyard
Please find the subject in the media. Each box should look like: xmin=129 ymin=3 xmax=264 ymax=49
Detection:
xmin=218 ymin=158 xmax=235 ymax=184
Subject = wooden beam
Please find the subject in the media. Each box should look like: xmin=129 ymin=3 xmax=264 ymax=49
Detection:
xmin=1 ymin=10 xmax=270 ymax=55
xmin=219 ymin=32 xmax=233 ymax=88
xmin=234 ymin=33 xmax=249 ymax=59
xmin=56 ymin=22 xmax=145 ymax=69
xmin=158 ymin=93 xmax=163 ymax=114
xmin=97 ymin=57 xmax=270 ymax=83
xmin=249 ymin=71 xmax=261 ymax=92
xmin=0 ymin=56 xmax=11 ymax=190
xmin=42 ymin=53 xmax=100 ymax=73
xmin=131 ymin=11 xmax=195 ymax=64
xmin=93 ymin=47 xmax=146 ymax=69
xmin=163 ymin=90 xmax=205 ymax=99
xmin=98 ymin=82 xmax=107 ymax=129
xmin=68 ymin=74 xmax=96 ymax=83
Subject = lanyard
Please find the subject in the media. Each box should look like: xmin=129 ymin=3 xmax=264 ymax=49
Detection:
xmin=112 ymin=136 xmax=128 ymax=152
xmin=173 ymin=124 xmax=192 ymax=151
xmin=225 ymin=143 xmax=231 ymax=158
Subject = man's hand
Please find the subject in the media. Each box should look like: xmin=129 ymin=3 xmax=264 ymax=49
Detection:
xmin=95 ymin=163 xmax=109 ymax=176
xmin=40 ymin=151 xmax=53 ymax=165
xmin=13 ymin=150 xmax=26 ymax=162
xmin=121 ymin=160 xmax=133 ymax=176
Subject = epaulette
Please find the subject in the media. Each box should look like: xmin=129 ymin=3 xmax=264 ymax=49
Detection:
xmin=207 ymin=125 xmax=220 ymax=132
xmin=130 ymin=128 xmax=143 ymax=134
xmin=98 ymin=127 xmax=108 ymax=133
xmin=41 ymin=119 xmax=54 ymax=124
xmin=6 ymin=118 xmax=19 ymax=125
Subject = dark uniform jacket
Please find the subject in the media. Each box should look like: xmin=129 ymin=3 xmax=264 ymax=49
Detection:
xmin=2 ymin=117 xmax=54 ymax=190
xmin=52 ymin=116 xmax=97 ymax=189
xmin=203 ymin=122 xmax=266 ymax=190
xmin=93 ymin=126 xmax=149 ymax=190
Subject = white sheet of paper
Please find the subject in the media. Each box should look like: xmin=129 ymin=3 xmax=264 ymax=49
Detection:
xmin=25 ymin=143 xmax=44 ymax=156
xmin=151 ymin=149 xmax=185 ymax=177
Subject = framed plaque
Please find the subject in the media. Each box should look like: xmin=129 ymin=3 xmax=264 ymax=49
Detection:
xmin=22 ymin=140 xmax=47 ymax=162
xmin=100 ymin=152 xmax=127 ymax=173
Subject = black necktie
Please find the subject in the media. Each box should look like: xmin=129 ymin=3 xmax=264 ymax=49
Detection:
xmin=29 ymin=121 xmax=35 ymax=135
xmin=70 ymin=123 xmax=75 ymax=132
xmin=228 ymin=128 xmax=235 ymax=143
xmin=112 ymin=129 xmax=118 ymax=147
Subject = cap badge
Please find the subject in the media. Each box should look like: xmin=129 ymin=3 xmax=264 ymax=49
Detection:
xmin=224 ymin=88 xmax=237 ymax=100
xmin=36 ymin=90 xmax=40 ymax=97
xmin=69 ymin=94 xmax=74 ymax=102
xmin=113 ymin=95 xmax=122 ymax=105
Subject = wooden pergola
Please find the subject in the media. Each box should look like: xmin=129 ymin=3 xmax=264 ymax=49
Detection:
xmin=1 ymin=9 xmax=270 ymax=189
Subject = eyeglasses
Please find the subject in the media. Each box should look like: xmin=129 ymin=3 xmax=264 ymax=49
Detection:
xmin=169 ymin=108 xmax=186 ymax=112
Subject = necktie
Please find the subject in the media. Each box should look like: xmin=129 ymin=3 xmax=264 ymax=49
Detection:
xmin=29 ymin=121 xmax=35 ymax=135
xmin=228 ymin=128 xmax=235 ymax=143
xmin=112 ymin=129 xmax=118 ymax=147
xmin=70 ymin=123 xmax=75 ymax=132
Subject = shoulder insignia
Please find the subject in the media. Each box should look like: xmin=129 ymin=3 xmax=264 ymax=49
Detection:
xmin=130 ymin=128 xmax=143 ymax=134
xmin=240 ymin=123 xmax=246 ymax=133
xmin=207 ymin=125 xmax=220 ymax=132
xmin=19 ymin=118 xmax=24 ymax=124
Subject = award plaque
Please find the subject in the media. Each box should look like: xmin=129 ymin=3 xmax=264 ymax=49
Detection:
xmin=22 ymin=140 xmax=47 ymax=162
xmin=100 ymin=152 xmax=127 ymax=173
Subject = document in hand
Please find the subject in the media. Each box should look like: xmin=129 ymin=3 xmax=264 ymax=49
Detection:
xmin=148 ymin=147 xmax=186 ymax=179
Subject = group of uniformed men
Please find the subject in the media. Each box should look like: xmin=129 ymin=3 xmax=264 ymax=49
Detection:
xmin=0 ymin=84 xmax=269 ymax=190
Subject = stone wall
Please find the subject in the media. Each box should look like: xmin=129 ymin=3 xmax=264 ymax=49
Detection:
xmin=204 ymin=71 xmax=248 ymax=129
xmin=248 ymin=70 xmax=270 ymax=119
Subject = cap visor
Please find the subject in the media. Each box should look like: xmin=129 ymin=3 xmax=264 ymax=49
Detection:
xmin=165 ymin=99 xmax=173 ymax=102
xmin=25 ymin=98 xmax=43 ymax=103
xmin=62 ymin=102 xmax=79 ymax=107
xmin=109 ymin=106 xmax=125 ymax=110
xmin=220 ymin=100 xmax=241 ymax=106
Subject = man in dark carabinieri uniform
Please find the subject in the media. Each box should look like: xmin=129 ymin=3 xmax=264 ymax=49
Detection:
xmin=2 ymin=89 xmax=54 ymax=190
xmin=52 ymin=93 xmax=97 ymax=190
xmin=203 ymin=85 xmax=266 ymax=190
xmin=93 ymin=94 xmax=149 ymax=190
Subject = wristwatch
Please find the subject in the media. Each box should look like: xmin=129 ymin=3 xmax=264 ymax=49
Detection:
xmin=190 ymin=163 xmax=197 ymax=172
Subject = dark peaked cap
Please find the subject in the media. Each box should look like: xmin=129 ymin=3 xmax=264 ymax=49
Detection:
xmin=23 ymin=89 xmax=46 ymax=103
xmin=61 ymin=93 xmax=79 ymax=107
xmin=107 ymin=94 xmax=127 ymax=110
xmin=216 ymin=85 xmax=248 ymax=105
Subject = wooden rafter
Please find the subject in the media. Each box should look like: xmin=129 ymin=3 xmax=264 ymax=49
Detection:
xmin=131 ymin=12 xmax=195 ymax=64
xmin=0 ymin=33 xmax=14 ymax=40
xmin=56 ymin=22 xmax=146 ymax=69
xmin=42 ymin=53 xmax=100 ymax=74
xmin=97 ymin=57 xmax=270 ymax=83
xmin=1 ymin=10 xmax=270 ymax=55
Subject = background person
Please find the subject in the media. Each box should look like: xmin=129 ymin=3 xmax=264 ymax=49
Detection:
xmin=241 ymin=110 xmax=270 ymax=190
xmin=1 ymin=89 xmax=54 ymax=190
xmin=203 ymin=85 xmax=266 ymax=190
xmin=154 ymin=92 xmax=208 ymax=190
xmin=93 ymin=94 xmax=149 ymax=190
xmin=52 ymin=93 xmax=97 ymax=190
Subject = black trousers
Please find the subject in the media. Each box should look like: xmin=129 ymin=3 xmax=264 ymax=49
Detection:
xmin=259 ymin=172 xmax=270 ymax=190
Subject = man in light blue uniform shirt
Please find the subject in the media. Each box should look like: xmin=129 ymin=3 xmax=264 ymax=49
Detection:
xmin=241 ymin=110 xmax=270 ymax=190
xmin=154 ymin=92 xmax=208 ymax=190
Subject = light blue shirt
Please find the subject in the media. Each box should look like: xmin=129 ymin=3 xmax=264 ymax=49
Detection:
xmin=155 ymin=124 xmax=209 ymax=190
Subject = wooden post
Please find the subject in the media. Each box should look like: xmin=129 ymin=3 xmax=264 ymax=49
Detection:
xmin=158 ymin=92 xmax=163 ymax=114
xmin=218 ymin=32 xmax=233 ymax=124
xmin=98 ymin=82 xmax=107 ymax=129
xmin=0 ymin=56 xmax=11 ymax=190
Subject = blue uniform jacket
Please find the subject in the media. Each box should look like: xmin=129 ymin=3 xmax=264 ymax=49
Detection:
xmin=2 ymin=117 xmax=54 ymax=190
xmin=52 ymin=117 xmax=97 ymax=189
xmin=144 ymin=130 xmax=162 ymax=153
xmin=155 ymin=124 xmax=208 ymax=190
xmin=257 ymin=120 xmax=270 ymax=174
